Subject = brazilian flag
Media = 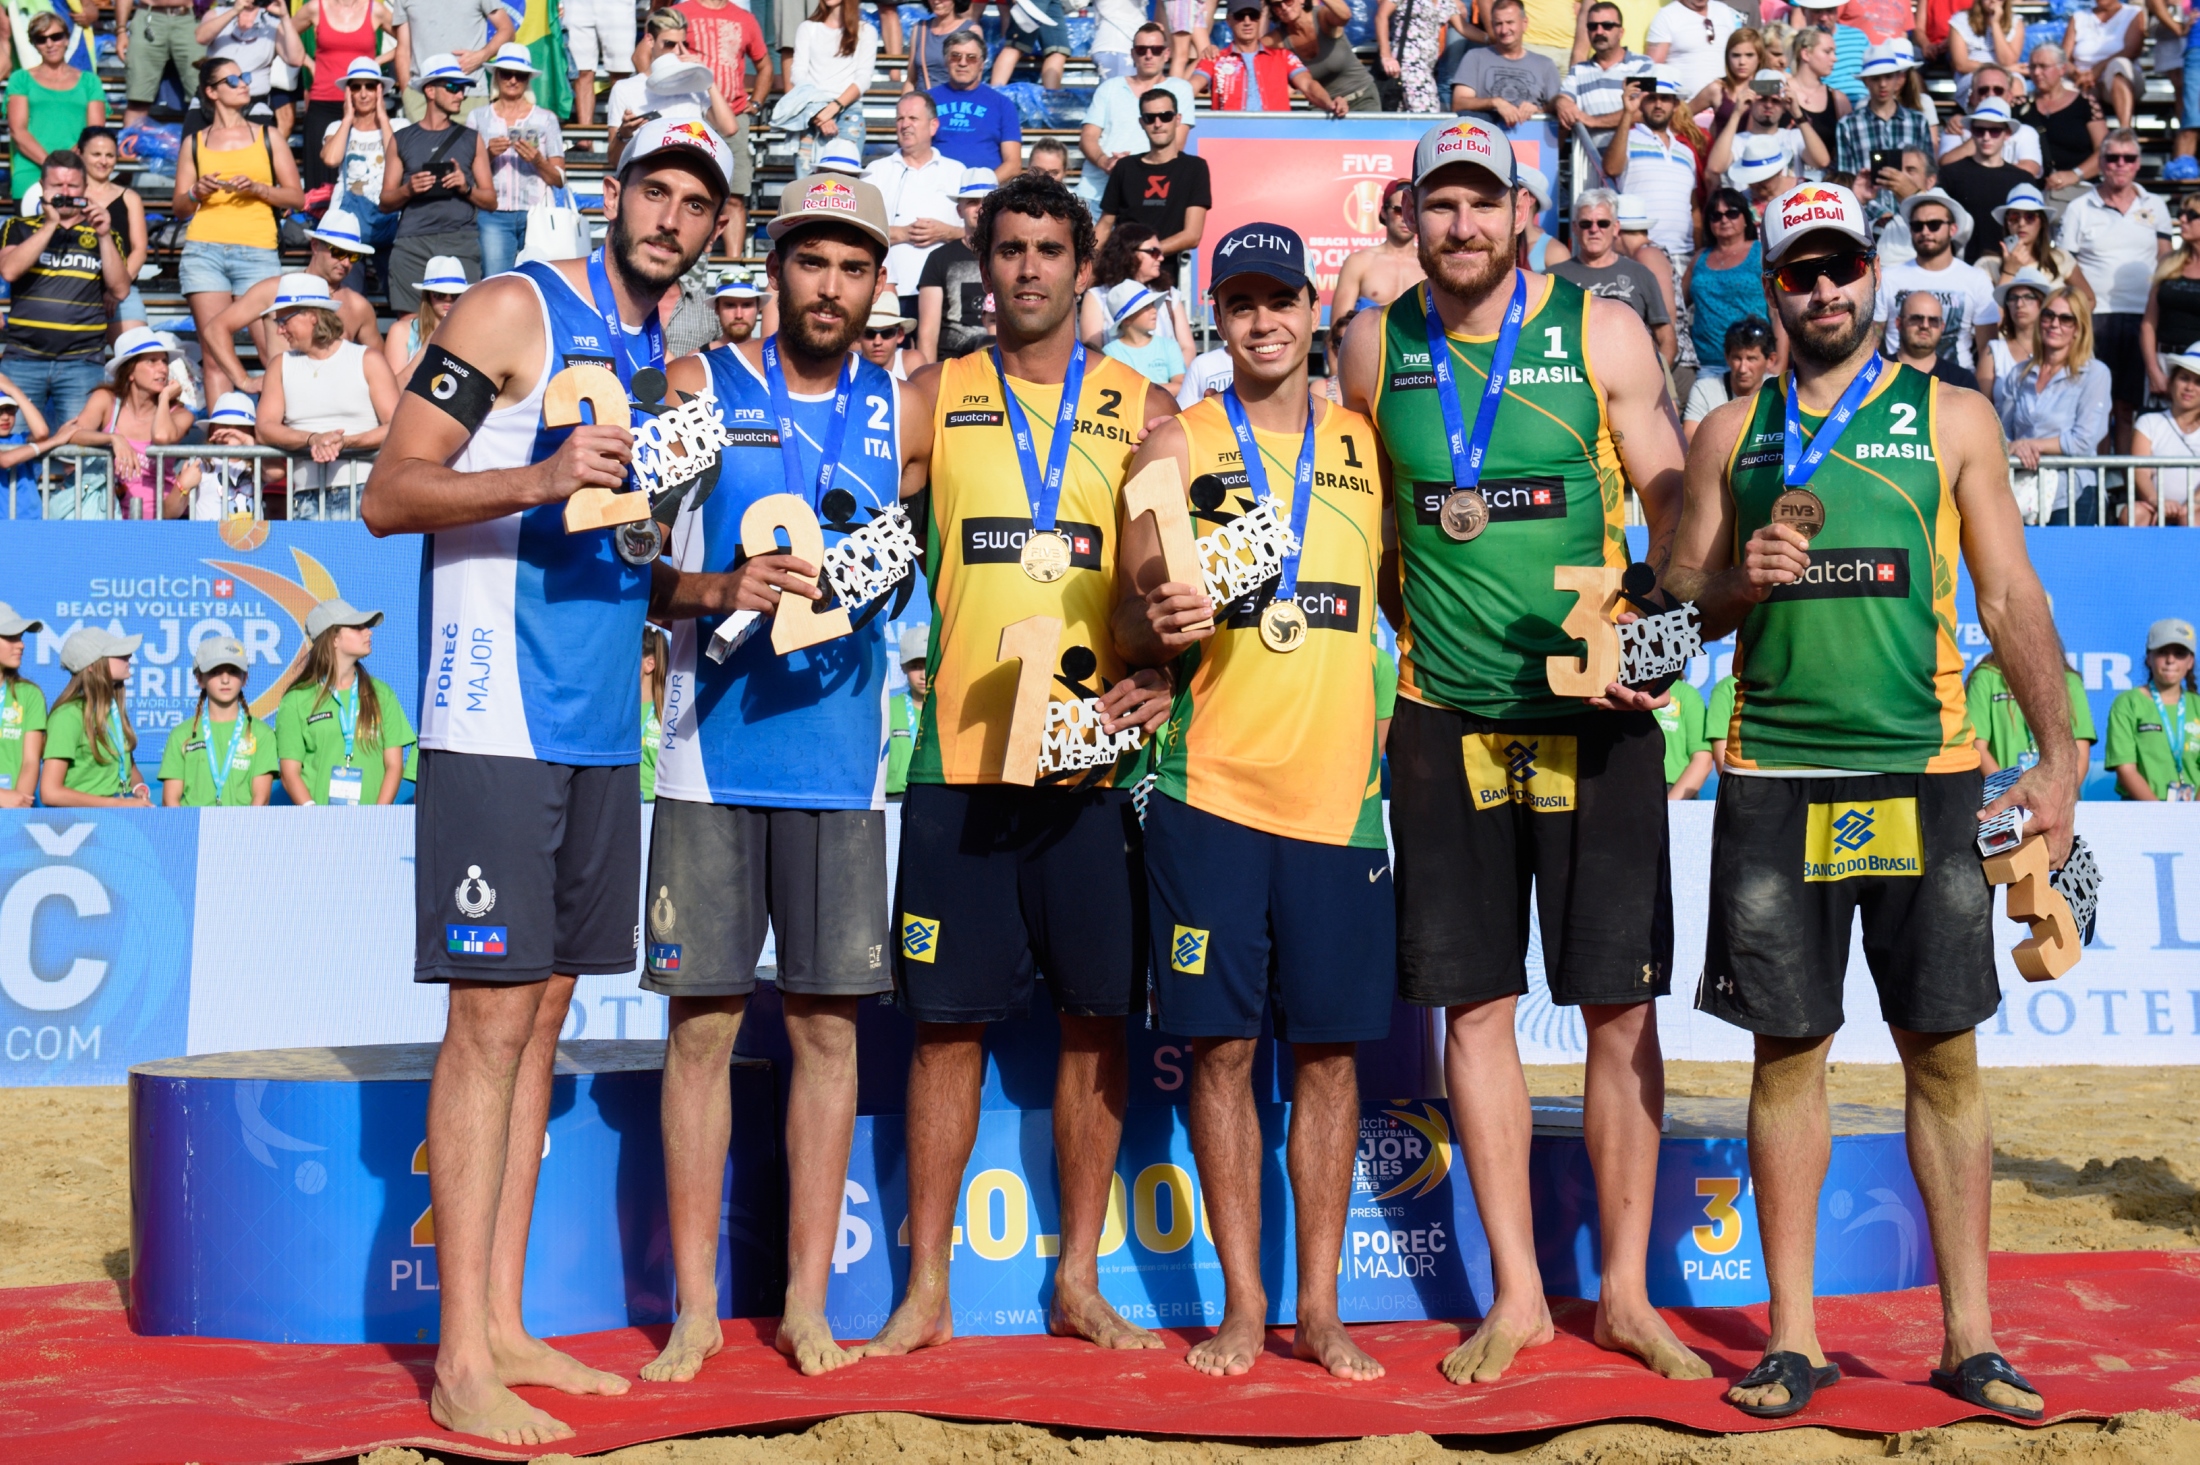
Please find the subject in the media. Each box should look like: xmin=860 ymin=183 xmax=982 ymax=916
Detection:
xmin=511 ymin=0 xmax=573 ymax=120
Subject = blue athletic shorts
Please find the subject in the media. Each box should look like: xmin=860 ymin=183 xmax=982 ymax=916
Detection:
xmin=1144 ymin=792 xmax=1396 ymax=1045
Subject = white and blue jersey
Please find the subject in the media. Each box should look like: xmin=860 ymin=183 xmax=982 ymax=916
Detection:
xmin=655 ymin=345 xmax=903 ymax=810
xmin=415 ymin=262 xmax=653 ymax=766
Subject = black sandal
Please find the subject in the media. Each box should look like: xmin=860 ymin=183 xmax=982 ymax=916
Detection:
xmin=1727 ymin=1350 xmax=1842 ymax=1419
xmin=1929 ymin=1351 xmax=2045 ymax=1421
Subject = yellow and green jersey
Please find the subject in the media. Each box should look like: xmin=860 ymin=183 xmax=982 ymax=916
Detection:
xmin=158 ymin=708 xmax=277 ymax=806
xmin=1373 ymin=274 xmax=1630 ymax=721
xmin=908 ymin=349 xmax=1150 ymax=786
xmin=1145 ymin=396 xmax=1386 ymax=848
xmin=0 ymin=677 xmax=47 ymax=792
xmin=1723 ymin=364 xmax=1976 ymax=772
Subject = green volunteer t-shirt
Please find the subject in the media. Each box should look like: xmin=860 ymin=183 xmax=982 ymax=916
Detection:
xmin=886 ymin=691 xmax=917 ymax=797
xmin=158 ymin=709 xmax=278 ymax=807
xmin=0 ymin=677 xmax=48 ymax=792
xmin=43 ymin=700 xmax=137 ymax=798
xmin=641 ymin=699 xmax=662 ymax=802
xmin=1375 ymin=646 xmax=1398 ymax=721
xmin=2103 ymin=684 xmax=2200 ymax=799
xmin=1965 ymin=662 xmax=2096 ymax=771
xmin=1705 ymin=675 xmax=1737 ymax=756
xmin=1651 ymin=679 xmax=1709 ymax=786
xmin=276 ymin=676 xmax=416 ymax=805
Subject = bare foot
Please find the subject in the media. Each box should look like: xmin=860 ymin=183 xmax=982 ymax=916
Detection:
xmin=1293 ymin=1315 xmax=1384 ymax=1381
xmin=429 ymin=1377 xmax=574 ymax=1446
xmin=776 ymin=1305 xmax=860 ymax=1376
xmin=1050 ymin=1281 xmax=1164 ymax=1350
xmin=856 ymin=1280 xmax=954 ymax=1358
xmin=1439 ymin=1301 xmax=1554 ymax=1384
xmin=1186 ymin=1312 xmax=1266 ymax=1377
xmin=1594 ymin=1298 xmax=1713 ymax=1380
xmin=492 ymin=1331 xmax=632 ymax=1397
xmin=640 ymin=1307 xmax=723 ymax=1383
xmin=1726 ymin=1346 xmax=1830 ymax=1412
xmin=1979 ymin=1378 xmax=2044 ymax=1414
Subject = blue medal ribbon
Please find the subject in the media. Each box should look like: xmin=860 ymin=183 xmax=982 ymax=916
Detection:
xmin=203 ymin=709 xmax=240 ymax=794
xmin=1422 ymin=271 xmax=1528 ymax=492
xmin=584 ymin=248 xmax=668 ymax=391
xmin=1783 ymin=353 xmax=1882 ymax=488
xmin=762 ymin=335 xmax=858 ymax=509
xmin=1220 ymin=387 xmax=1320 ymax=602
xmin=992 ymin=342 xmax=1087 ymax=537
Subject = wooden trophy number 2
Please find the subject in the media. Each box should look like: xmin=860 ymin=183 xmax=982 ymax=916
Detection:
xmin=544 ymin=365 xmax=654 ymax=533
xmin=743 ymin=492 xmax=853 ymax=654
xmin=1545 ymin=565 xmax=1623 ymax=697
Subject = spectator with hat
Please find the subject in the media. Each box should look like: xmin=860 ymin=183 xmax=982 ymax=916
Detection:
xmin=2143 ymin=196 xmax=2200 ymax=395
xmin=40 ymin=627 xmax=151 ymax=808
xmin=389 ymin=0 xmax=509 ymax=122
xmin=886 ymin=623 xmax=928 ymax=799
xmin=1193 ymin=0 xmax=1351 ymax=114
xmin=1977 ymin=184 xmax=2092 ymax=305
xmin=1096 ymin=84 xmax=1212 ymax=286
xmin=1937 ymin=96 xmax=2027 ymax=263
xmin=256 ymin=273 xmax=399 ymax=516
xmin=928 ymin=28 xmax=1022 ymax=177
xmin=291 ymin=0 xmax=395 ymax=192
xmin=867 ymin=92 xmax=964 ymax=313
xmin=64 ymin=328 xmax=196 ymax=521
xmin=1081 ymin=219 xmax=1196 ymax=360
xmin=387 ymin=255 xmax=469 ymax=386
xmin=159 ymin=636 xmax=278 ymax=807
xmin=468 ymin=43 xmax=568 ymax=279
xmin=2105 ymin=618 xmax=2199 ymax=799
xmin=1644 ymin=0 xmax=1745 ymax=99
xmin=916 ymin=166 xmax=991 ymax=359
xmin=319 ymin=61 xmax=409 ymax=283
xmin=1876 ymin=187 xmax=1998 ymax=370
xmin=188 ymin=392 xmax=265 ymax=519
xmin=713 ymin=271 xmax=765 ymax=344
xmin=1725 ymin=131 xmax=1801 ymax=207
xmin=0 ymin=388 xmax=64 ymax=515
xmin=1937 ymin=64 xmax=2041 ymax=175
xmin=859 ymin=303 xmax=922 ymax=376
xmin=1556 ymin=2 xmax=1653 ymax=188
xmin=2133 ymin=350 xmax=2200 ymax=523
xmin=2056 ymin=126 xmax=2170 ymax=431
xmin=1978 ymin=264 xmax=2052 ymax=398
xmin=1079 ymin=22 xmax=1194 ymax=212
xmin=0 ymin=149 xmax=134 ymax=480
xmin=202 ymin=207 xmax=384 ymax=400
xmin=1619 ymin=190 xmax=1683 ymax=332
xmin=1516 ymin=164 xmax=1569 ymax=270
xmin=380 ymin=53 xmax=493 ymax=315
xmin=814 ymin=137 xmax=865 ymax=174
xmin=278 ymin=597 xmax=414 ymax=806
xmin=1603 ymin=68 xmax=1707 ymax=269
xmin=0 ymin=604 xmax=48 ymax=808
xmin=1834 ymin=41 xmax=1931 ymax=221
xmin=1705 ymin=67 xmax=1831 ymax=190
xmin=1101 ymin=278 xmax=1186 ymax=392
xmin=609 ymin=47 xmax=747 ymax=253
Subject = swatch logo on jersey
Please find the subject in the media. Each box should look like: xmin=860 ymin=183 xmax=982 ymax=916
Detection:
xmin=1767 ymin=546 xmax=1911 ymax=601
xmin=1803 ymin=798 xmax=1921 ymax=881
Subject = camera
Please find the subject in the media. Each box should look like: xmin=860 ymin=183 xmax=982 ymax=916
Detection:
xmin=46 ymin=194 xmax=87 ymax=211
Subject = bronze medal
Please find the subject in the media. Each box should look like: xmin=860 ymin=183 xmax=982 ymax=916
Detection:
xmin=1258 ymin=598 xmax=1309 ymax=653
xmin=1771 ymin=487 xmax=1826 ymax=541
xmin=1439 ymin=488 xmax=1489 ymax=542
xmin=1019 ymin=529 xmax=1072 ymax=582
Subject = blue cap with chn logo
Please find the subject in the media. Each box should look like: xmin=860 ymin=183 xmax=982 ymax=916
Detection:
xmin=1207 ymin=222 xmax=1310 ymax=296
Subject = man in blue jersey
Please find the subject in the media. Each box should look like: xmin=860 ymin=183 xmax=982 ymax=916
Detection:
xmin=363 ymin=118 xmax=736 ymax=1449
xmin=635 ymin=174 xmax=939 ymax=1384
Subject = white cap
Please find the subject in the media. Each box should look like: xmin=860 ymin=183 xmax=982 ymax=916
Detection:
xmin=1615 ymin=193 xmax=1652 ymax=231
xmin=622 ymin=115 xmax=734 ymax=195
xmin=309 ymin=207 xmax=368 ymax=252
xmin=416 ymin=52 xmax=478 ymax=88
xmin=261 ymin=273 xmax=335 ymax=317
xmin=1858 ymin=41 xmax=1913 ymax=77
xmin=193 ymin=635 xmax=249 ymax=676
xmin=1899 ymin=187 xmax=1974 ymax=250
xmin=1730 ymin=135 xmax=1791 ymax=186
xmin=417 ymin=255 xmax=470 ymax=294
xmin=645 ymin=52 xmax=714 ymax=96
xmin=304 ymin=597 xmax=384 ymax=640
xmin=2148 ymin=617 xmax=2197 ymax=653
xmin=207 ymin=391 xmax=257 ymax=426
xmin=1762 ymin=181 xmax=1873 ymax=264
xmin=61 ymin=626 xmax=141 ymax=672
xmin=815 ymin=137 xmax=865 ymax=175
xmin=957 ymin=165 xmax=997 ymax=200
xmin=1106 ymin=280 xmax=1162 ymax=324
xmin=111 ymin=325 xmax=175 ymax=364
xmin=487 ymin=41 xmax=538 ymax=75
xmin=1412 ymin=118 xmax=1515 ymax=188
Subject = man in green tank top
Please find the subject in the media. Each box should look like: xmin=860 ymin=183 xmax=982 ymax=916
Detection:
xmin=1670 ymin=181 xmax=2079 ymax=1425
xmin=1339 ymin=118 xmax=1707 ymax=1390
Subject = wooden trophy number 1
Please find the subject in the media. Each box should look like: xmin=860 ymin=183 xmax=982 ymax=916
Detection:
xmin=1984 ymin=836 xmax=2083 ymax=981
xmin=1546 ymin=565 xmax=1623 ymax=697
xmin=1120 ymin=457 xmax=1212 ymax=634
xmin=544 ymin=365 xmax=654 ymax=533
xmin=997 ymin=615 xmax=1064 ymax=786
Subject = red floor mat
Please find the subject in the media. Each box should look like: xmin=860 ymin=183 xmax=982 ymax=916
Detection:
xmin=6 ymin=1252 xmax=2198 ymax=1465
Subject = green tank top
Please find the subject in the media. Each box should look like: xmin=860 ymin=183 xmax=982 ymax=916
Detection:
xmin=1722 ymin=363 xmax=1976 ymax=773
xmin=1373 ymin=275 xmax=1629 ymax=721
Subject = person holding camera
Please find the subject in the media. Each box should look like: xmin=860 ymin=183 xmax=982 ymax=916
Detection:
xmin=379 ymin=54 xmax=492 ymax=314
xmin=470 ymin=44 xmax=567 ymax=279
xmin=195 ymin=0 xmax=306 ymax=138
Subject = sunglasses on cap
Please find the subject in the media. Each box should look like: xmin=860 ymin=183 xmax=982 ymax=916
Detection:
xmin=1769 ymin=247 xmax=1873 ymax=294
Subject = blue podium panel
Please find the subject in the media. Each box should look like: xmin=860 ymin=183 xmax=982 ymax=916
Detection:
xmin=128 ymin=1043 xmax=783 ymax=1344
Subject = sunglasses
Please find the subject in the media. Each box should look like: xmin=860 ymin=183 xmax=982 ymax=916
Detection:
xmin=1143 ymin=109 xmax=1177 ymax=123
xmin=1902 ymin=313 xmax=1943 ymax=326
xmin=1578 ymin=217 xmax=1616 ymax=230
xmin=212 ymin=73 xmax=248 ymax=89
xmin=30 ymin=30 xmax=65 ymax=43
xmin=1769 ymin=247 xmax=1873 ymax=294
xmin=1972 ymin=124 xmax=2008 ymax=137
xmin=1911 ymin=216 xmax=1951 ymax=232
xmin=1587 ymin=17 xmax=1620 ymax=28
xmin=1708 ymin=206 xmax=1743 ymax=220
xmin=2006 ymin=290 xmax=2043 ymax=306
xmin=1133 ymin=42 xmax=1168 ymax=53
xmin=1973 ymin=83 xmax=2007 ymax=95
xmin=2104 ymin=153 xmax=2141 ymax=165
xmin=2182 ymin=210 xmax=2200 ymax=223
xmin=2041 ymin=309 xmax=2079 ymax=325
xmin=346 ymin=81 xmax=382 ymax=90
xmin=863 ymin=327 xmax=901 ymax=339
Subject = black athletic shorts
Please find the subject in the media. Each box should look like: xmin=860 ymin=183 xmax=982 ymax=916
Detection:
xmin=891 ymin=781 xmax=1147 ymax=1024
xmin=413 ymin=750 xmax=641 ymax=984
xmin=1390 ymin=696 xmax=1673 ymax=1008
xmin=1698 ymin=768 xmax=1998 ymax=1039
xmin=642 ymin=798 xmax=892 ymax=999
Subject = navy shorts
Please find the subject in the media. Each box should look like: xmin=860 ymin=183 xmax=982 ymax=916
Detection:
xmin=892 ymin=781 xmax=1147 ymax=1024
xmin=1145 ymin=793 xmax=1396 ymax=1044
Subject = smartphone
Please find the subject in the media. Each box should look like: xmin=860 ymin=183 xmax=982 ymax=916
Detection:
xmin=1750 ymin=71 xmax=1783 ymax=95
xmin=1871 ymin=147 xmax=1902 ymax=177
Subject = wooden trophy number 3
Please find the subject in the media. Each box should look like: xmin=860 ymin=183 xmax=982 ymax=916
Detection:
xmin=544 ymin=365 xmax=654 ymax=533
xmin=1984 ymin=836 xmax=2083 ymax=981
xmin=1546 ymin=565 xmax=1623 ymax=697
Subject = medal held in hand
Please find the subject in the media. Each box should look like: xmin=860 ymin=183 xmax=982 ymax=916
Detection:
xmin=1423 ymin=271 xmax=1527 ymax=544
xmin=1775 ymin=352 xmax=1881 ymax=542
xmin=993 ymin=342 xmax=1088 ymax=583
xmin=1219 ymin=387 xmax=1319 ymax=652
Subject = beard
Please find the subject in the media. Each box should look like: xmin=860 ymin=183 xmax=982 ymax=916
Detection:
xmin=781 ymin=291 xmax=865 ymax=362
xmin=1786 ymin=293 xmax=1879 ymax=367
xmin=609 ymin=207 xmax=704 ymax=295
xmin=1420 ymin=230 xmax=1516 ymax=304
xmin=994 ymin=280 xmax=1074 ymax=346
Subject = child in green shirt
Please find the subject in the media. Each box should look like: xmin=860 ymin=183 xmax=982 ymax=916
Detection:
xmin=277 ymin=598 xmax=415 ymax=806
xmin=1653 ymin=679 xmax=1713 ymax=798
xmin=2105 ymin=619 xmax=2199 ymax=800
xmin=41 ymin=627 xmax=152 ymax=806
xmin=1965 ymin=655 xmax=2096 ymax=775
xmin=641 ymin=625 xmax=666 ymax=802
xmin=0 ymin=602 xmax=48 ymax=807
xmin=159 ymin=635 xmax=278 ymax=807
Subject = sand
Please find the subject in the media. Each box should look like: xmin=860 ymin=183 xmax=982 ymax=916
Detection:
xmin=12 ymin=1065 xmax=2199 ymax=1464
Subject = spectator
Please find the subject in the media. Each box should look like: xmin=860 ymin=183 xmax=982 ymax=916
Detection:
xmin=292 ymin=1 xmax=392 ymax=193
xmin=159 ymin=637 xmax=277 ymax=806
xmin=1603 ymin=70 xmax=1704 ymax=271
xmin=1097 ymin=87 xmax=1212 ymax=285
xmin=0 ymin=604 xmax=47 ymax=808
xmin=1877 ymin=188 xmax=1998 ymax=370
xmin=1705 ymin=69 xmax=1830 ymax=188
xmin=676 ymin=0 xmax=773 ymax=153
xmin=2105 ymin=618 xmax=2198 ymax=799
xmin=2064 ymin=0 xmax=2144 ymax=131
xmin=1995 ymin=285 xmax=2113 ymax=523
xmin=1193 ymin=1 xmax=1350 ymax=113
xmin=1936 ymin=97 xmax=2025 ymax=263
xmin=117 ymin=0 xmax=207 ymax=129
xmin=204 ymin=210 xmax=383 ymax=397
xmin=2021 ymin=45 xmax=2108 ymax=200
xmin=2134 ymin=350 xmax=2200 ymax=524
xmin=196 ymin=0 xmax=306 ymax=140
xmin=188 ymin=392 xmax=264 ymax=519
xmin=868 ymin=92 xmax=965 ymax=311
xmin=1088 ymin=0 xmax=1149 ymax=82
xmin=0 ymin=152 xmax=132 ymax=483
xmin=7 ymin=13 xmax=105 ymax=201
xmin=1966 ymin=648 xmax=2096 ymax=776
xmin=0 ymin=389 xmax=65 ymax=515
xmin=1977 ymin=184 xmax=2092 ymax=304
xmin=713 ymin=271 xmax=765 ymax=344
xmin=1938 ymin=65 xmax=2043 ymax=177
xmin=1790 ymin=1 xmax=1867 ymax=112
xmin=1332 ymin=178 xmax=1425 ymax=308
xmin=1518 ymin=164 xmax=1569 ymax=269
xmin=917 ymin=167 xmax=992 ymax=359
xmin=1378 ymin=0 xmax=1472 ymax=114
xmin=1079 ymin=22 xmax=1194 ymax=212
xmin=1024 ymin=139 xmax=1068 ymax=182
xmin=2177 ymin=1 xmax=2200 ymax=181
xmin=1947 ymin=0 xmax=2024 ymax=107
xmin=2143 ymin=198 xmax=2200 ymax=395
xmin=929 ymin=30 xmax=1022 ymax=176
xmin=469 ymin=44 xmax=567 ymax=279
xmin=902 ymin=0 xmax=983 ymax=92
xmin=77 ymin=129 xmax=150 ymax=336
xmin=380 ymin=54 xmax=493 ymax=315
xmin=565 ymin=0 xmax=637 ymax=130
xmin=1978 ymin=264 xmax=2050 ymax=398
xmin=1452 ymin=0 xmax=1560 ymax=122
xmin=861 ymin=303 xmax=924 ymax=377
xmin=39 ymin=628 xmax=151 ymax=808
xmin=781 ymin=0 xmax=879 ymax=175
xmin=1835 ymin=0 xmax=1910 ymax=45
xmin=389 ymin=0 xmax=509 ymax=122
xmin=277 ymin=598 xmax=414 ymax=806
xmin=1101 ymin=280 xmax=1186 ymax=392
xmin=1890 ymin=289 xmax=1980 ymax=388
xmin=608 ymin=55 xmax=745 ymax=253
xmin=1705 ymin=670 xmax=1736 ymax=766
xmin=641 ymin=625 xmax=666 ymax=802
xmin=1835 ymin=42 xmax=1929 ymax=222
xmin=1554 ymin=189 xmax=1676 ymax=366
xmin=65 ymin=328 xmax=197 ymax=521
xmin=1273 ymin=0 xmax=1380 ymax=112
xmin=175 ymin=59 xmax=305 ymax=401
xmin=1081 ymin=220 xmax=1196 ymax=359
xmin=1617 ymin=190 xmax=1682 ymax=333
xmin=1687 ymin=186 xmax=1764 ymax=376
xmin=887 ymin=623 xmax=928 ymax=798
xmin=1682 ymin=314 xmax=1774 ymax=439
xmin=1167 ymin=0 xmax=1223 ymax=75
xmin=1558 ymin=3 xmax=1653 ymax=188
xmin=320 ymin=61 xmax=407 ymax=291
xmin=1645 ymin=0 xmax=1745 ymax=100
xmin=2058 ymin=128 xmax=2170 ymax=429
xmin=255 ymin=274 xmax=399 ymax=517
xmin=1653 ymin=676 xmax=1712 ymax=797
xmin=1688 ymin=25 xmax=1766 ymax=131
xmin=386 ymin=254 xmax=469 ymax=386
xmin=994 ymin=0 xmax=1071 ymax=89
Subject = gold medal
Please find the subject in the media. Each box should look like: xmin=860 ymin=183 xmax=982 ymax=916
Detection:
xmin=1771 ymin=487 xmax=1826 ymax=541
xmin=1439 ymin=488 xmax=1488 ymax=542
xmin=1019 ymin=529 xmax=1072 ymax=582
xmin=1258 ymin=598 xmax=1309 ymax=653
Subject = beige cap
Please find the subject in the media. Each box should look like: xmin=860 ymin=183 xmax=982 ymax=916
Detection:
xmin=767 ymin=173 xmax=891 ymax=250
xmin=0 ymin=601 xmax=42 ymax=637
xmin=61 ymin=626 xmax=141 ymax=672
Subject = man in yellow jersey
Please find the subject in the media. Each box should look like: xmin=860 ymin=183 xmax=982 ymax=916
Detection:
xmin=1671 ymin=181 xmax=2078 ymax=1424
xmin=862 ymin=172 xmax=1179 ymax=1360
xmin=1338 ymin=118 xmax=1709 ymax=1388
xmin=1113 ymin=222 xmax=1392 ymax=1383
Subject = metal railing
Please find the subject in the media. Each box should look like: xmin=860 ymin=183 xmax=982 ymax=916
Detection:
xmin=7 ymin=445 xmax=375 ymax=523
xmin=2015 ymin=455 xmax=2200 ymax=527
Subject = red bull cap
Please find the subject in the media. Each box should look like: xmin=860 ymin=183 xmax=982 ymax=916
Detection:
xmin=1412 ymin=118 xmax=1516 ymax=188
xmin=623 ymin=115 xmax=735 ymax=194
xmin=1763 ymin=180 xmax=1872 ymax=264
xmin=766 ymin=172 xmax=891 ymax=249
